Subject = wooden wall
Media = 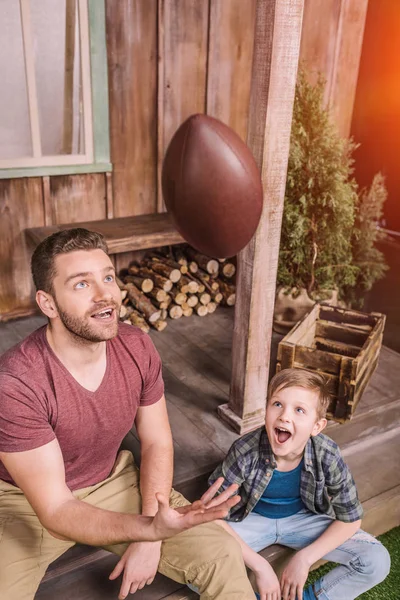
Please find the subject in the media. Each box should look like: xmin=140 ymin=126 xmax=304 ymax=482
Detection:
xmin=0 ymin=0 xmax=367 ymax=320
xmin=300 ymin=0 xmax=368 ymax=138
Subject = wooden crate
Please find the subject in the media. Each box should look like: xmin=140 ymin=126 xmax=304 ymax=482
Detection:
xmin=276 ymin=304 xmax=386 ymax=422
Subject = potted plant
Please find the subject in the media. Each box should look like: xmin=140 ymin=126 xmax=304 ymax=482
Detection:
xmin=274 ymin=68 xmax=388 ymax=333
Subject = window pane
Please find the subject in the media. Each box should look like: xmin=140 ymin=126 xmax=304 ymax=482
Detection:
xmin=0 ymin=0 xmax=32 ymax=159
xmin=31 ymin=0 xmax=85 ymax=156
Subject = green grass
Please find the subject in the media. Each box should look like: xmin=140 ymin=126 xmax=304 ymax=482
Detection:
xmin=306 ymin=526 xmax=400 ymax=599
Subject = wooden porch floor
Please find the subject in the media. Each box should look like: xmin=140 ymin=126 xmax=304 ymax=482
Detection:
xmin=1 ymin=308 xmax=399 ymax=599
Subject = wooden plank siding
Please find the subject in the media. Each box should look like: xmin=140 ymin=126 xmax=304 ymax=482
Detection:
xmin=206 ymin=0 xmax=257 ymax=141
xmin=49 ymin=174 xmax=107 ymax=225
xmin=106 ymin=0 xmax=158 ymax=219
xmin=0 ymin=178 xmax=44 ymax=317
xmin=300 ymin=0 xmax=368 ymax=138
xmin=159 ymin=0 xmax=210 ymax=213
xmin=0 ymin=0 xmax=368 ymax=319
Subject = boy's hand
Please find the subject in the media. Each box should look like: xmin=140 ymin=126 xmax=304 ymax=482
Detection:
xmin=253 ymin=557 xmax=281 ymax=600
xmin=280 ymin=552 xmax=310 ymax=600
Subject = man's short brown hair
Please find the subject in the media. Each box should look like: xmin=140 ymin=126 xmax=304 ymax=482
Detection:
xmin=31 ymin=228 xmax=109 ymax=294
xmin=268 ymin=368 xmax=332 ymax=419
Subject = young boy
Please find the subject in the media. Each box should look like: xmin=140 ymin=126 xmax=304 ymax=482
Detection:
xmin=209 ymin=368 xmax=390 ymax=600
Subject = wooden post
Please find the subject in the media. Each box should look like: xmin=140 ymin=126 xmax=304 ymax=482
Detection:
xmin=218 ymin=0 xmax=305 ymax=434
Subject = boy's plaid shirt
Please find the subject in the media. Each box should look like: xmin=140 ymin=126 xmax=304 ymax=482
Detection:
xmin=209 ymin=428 xmax=363 ymax=523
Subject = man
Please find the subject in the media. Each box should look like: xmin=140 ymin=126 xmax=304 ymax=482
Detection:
xmin=0 ymin=228 xmax=255 ymax=600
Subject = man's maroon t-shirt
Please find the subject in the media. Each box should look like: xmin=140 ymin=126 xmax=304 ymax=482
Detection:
xmin=0 ymin=323 xmax=164 ymax=490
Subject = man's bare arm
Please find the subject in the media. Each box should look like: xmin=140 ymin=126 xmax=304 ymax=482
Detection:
xmin=135 ymin=395 xmax=174 ymax=517
xmin=0 ymin=440 xmax=238 ymax=546
xmin=0 ymin=440 xmax=153 ymax=545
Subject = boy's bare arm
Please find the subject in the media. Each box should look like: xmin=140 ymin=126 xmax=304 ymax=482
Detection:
xmin=216 ymin=520 xmax=281 ymax=598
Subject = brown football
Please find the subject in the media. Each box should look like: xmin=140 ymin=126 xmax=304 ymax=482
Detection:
xmin=162 ymin=114 xmax=263 ymax=258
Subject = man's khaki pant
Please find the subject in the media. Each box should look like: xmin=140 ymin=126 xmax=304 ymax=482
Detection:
xmin=0 ymin=451 xmax=254 ymax=600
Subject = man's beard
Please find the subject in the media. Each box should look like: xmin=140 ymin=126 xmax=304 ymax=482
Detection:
xmin=53 ymin=297 xmax=120 ymax=343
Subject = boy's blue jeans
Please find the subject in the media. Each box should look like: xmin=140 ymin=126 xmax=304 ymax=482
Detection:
xmin=229 ymin=508 xmax=390 ymax=599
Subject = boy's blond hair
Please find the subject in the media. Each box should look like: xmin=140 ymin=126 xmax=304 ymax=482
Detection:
xmin=268 ymin=368 xmax=332 ymax=419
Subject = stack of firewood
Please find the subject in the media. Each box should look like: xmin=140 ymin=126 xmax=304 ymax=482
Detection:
xmin=118 ymin=245 xmax=236 ymax=333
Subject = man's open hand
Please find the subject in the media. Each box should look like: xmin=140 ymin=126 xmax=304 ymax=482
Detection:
xmin=150 ymin=477 xmax=240 ymax=540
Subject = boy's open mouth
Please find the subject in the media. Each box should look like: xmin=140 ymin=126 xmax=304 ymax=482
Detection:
xmin=274 ymin=427 xmax=292 ymax=444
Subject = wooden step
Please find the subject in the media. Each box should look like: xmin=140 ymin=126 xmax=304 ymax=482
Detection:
xmin=326 ymin=397 xmax=400 ymax=450
xmin=25 ymin=213 xmax=184 ymax=254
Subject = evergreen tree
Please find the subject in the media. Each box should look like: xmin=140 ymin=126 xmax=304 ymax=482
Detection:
xmin=278 ymin=68 xmax=387 ymax=306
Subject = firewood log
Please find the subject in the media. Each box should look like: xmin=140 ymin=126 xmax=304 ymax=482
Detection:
xmin=213 ymin=292 xmax=223 ymax=304
xmin=146 ymin=253 xmax=188 ymax=275
xmin=188 ymin=261 xmax=198 ymax=274
xmin=128 ymin=265 xmax=173 ymax=292
xmin=222 ymin=262 xmax=236 ymax=279
xmin=151 ymin=319 xmax=168 ymax=332
xmin=195 ymin=305 xmax=208 ymax=317
xmin=187 ymin=294 xmax=199 ymax=308
xmin=170 ymin=289 xmax=187 ymax=305
xmin=148 ymin=250 xmax=189 ymax=274
xmin=121 ymin=290 xmax=128 ymax=300
xmin=199 ymin=292 xmax=211 ymax=306
xmin=143 ymin=258 xmax=181 ymax=283
xmin=195 ymin=269 xmax=220 ymax=292
xmin=124 ymin=275 xmax=154 ymax=293
xmin=177 ymin=281 xmax=189 ymax=294
xmin=147 ymin=287 xmax=168 ymax=303
xmin=119 ymin=304 xmax=133 ymax=320
xmin=129 ymin=310 xmax=150 ymax=333
xmin=184 ymin=270 xmax=205 ymax=291
xmin=207 ymin=301 xmax=217 ymax=314
xmin=177 ymin=276 xmax=199 ymax=294
xmin=218 ymin=280 xmax=236 ymax=306
xmin=182 ymin=305 xmax=193 ymax=317
xmin=158 ymin=295 xmax=172 ymax=310
xmin=185 ymin=248 xmax=219 ymax=276
xmin=125 ymin=283 xmax=161 ymax=323
xmin=160 ymin=308 xmax=168 ymax=320
xmin=169 ymin=304 xmax=183 ymax=319
xmin=172 ymin=246 xmax=188 ymax=268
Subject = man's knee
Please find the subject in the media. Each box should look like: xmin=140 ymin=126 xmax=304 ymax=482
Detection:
xmin=160 ymin=522 xmax=253 ymax=597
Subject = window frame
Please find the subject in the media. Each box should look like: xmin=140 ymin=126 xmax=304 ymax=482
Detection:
xmin=0 ymin=0 xmax=111 ymax=180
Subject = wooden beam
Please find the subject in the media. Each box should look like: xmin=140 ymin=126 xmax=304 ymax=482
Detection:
xmin=218 ymin=0 xmax=304 ymax=434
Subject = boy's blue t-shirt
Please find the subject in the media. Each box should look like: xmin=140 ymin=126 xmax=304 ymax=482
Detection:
xmin=252 ymin=458 xmax=306 ymax=518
